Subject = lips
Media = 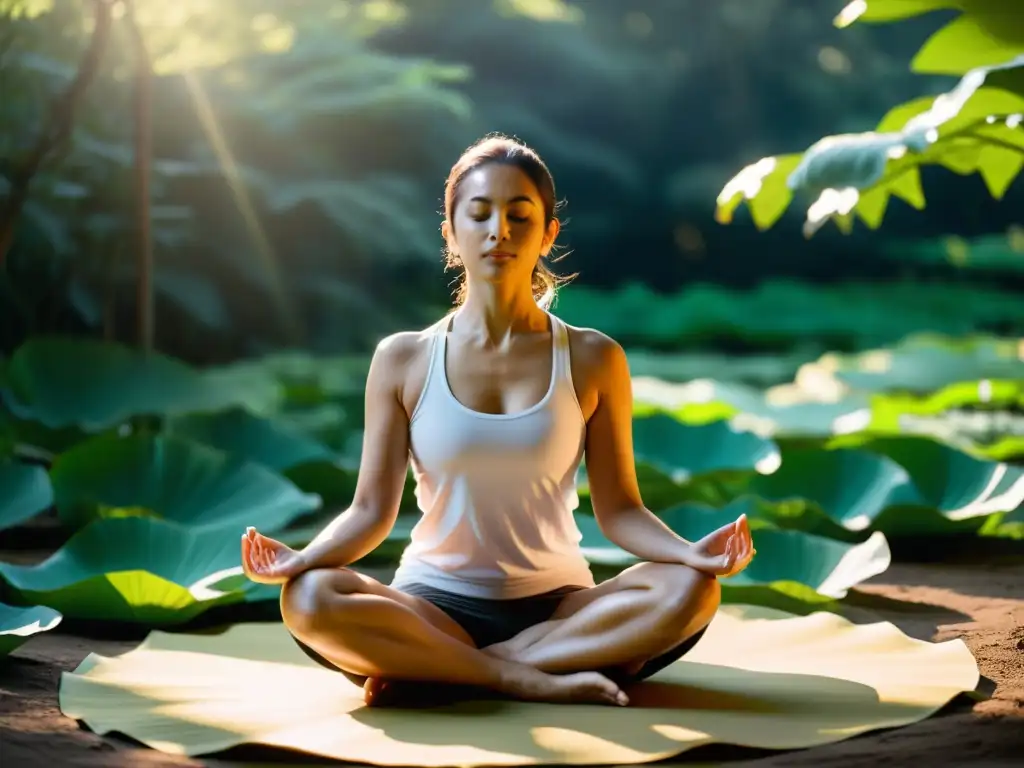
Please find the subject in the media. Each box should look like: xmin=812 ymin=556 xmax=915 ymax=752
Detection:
xmin=485 ymin=251 xmax=515 ymax=259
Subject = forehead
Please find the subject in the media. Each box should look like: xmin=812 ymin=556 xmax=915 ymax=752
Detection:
xmin=458 ymin=163 xmax=540 ymax=204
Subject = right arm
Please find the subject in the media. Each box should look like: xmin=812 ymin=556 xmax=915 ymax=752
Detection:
xmin=296 ymin=333 xmax=418 ymax=570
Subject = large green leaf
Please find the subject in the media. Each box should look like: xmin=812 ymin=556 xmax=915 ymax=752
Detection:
xmin=592 ymin=414 xmax=782 ymax=511
xmin=632 ymin=413 xmax=781 ymax=480
xmin=166 ymin=407 xmax=367 ymax=512
xmin=734 ymin=439 xmax=1024 ymax=538
xmin=167 ymin=407 xmax=337 ymax=471
xmin=632 ymin=376 xmax=871 ymax=440
xmin=0 ymin=460 xmax=53 ymax=531
xmin=835 ymin=0 xmax=960 ymax=27
xmin=716 ymin=49 xmax=1024 ymax=235
xmin=573 ymin=498 xmax=891 ymax=604
xmin=0 ymin=601 xmax=63 ymax=657
xmin=49 ymin=434 xmax=320 ymax=532
xmin=2 ymin=337 xmax=252 ymax=431
xmin=805 ymin=334 xmax=1024 ymax=394
xmin=840 ymin=1 xmax=1024 ymax=74
xmin=0 ymin=517 xmax=261 ymax=625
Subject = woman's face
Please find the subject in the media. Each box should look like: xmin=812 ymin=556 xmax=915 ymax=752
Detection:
xmin=444 ymin=162 xmax=558 ymax=289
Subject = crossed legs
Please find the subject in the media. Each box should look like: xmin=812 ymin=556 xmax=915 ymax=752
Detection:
xmin=481 ymin=562 xmax=720 ymax=677
xmin=280 ymin=561 xmax=720 ymax=706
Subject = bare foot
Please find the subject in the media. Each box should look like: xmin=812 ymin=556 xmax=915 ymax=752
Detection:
xmin=363 ymin=677 xmax=391 ymax=706
xmin=502 ymin=664 xmax=629 ymax=706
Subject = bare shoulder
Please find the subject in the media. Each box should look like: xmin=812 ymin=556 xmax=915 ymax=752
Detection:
xmin=370 ymin=322 xmax=442 ymax=415
xmin=373 ymin=328 xmax=431 ymax=367
xmin=564 ymin=322 xmax=626 ymax=367
xmin=562 ymin=321 xmax=629 ymax=396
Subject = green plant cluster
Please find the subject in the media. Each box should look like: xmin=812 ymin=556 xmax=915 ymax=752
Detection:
xmin=3 ymin=332 xmax=1022 ymax=654
xmin=556 ymin=280 xmax=1024 ymax=352
xmin=716 ymin=0 xmax=1024 ymax=236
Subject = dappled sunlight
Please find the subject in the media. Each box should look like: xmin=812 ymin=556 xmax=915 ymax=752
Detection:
xmin=178 ymin=70 xmax=302 ymax=342
xmin=715 ymin=157 xmax=779 ymax=223
xmin=497 ymin=0 xmax=584 ymax=24
xmin=834 ymin=0 xmax=867 ymax=29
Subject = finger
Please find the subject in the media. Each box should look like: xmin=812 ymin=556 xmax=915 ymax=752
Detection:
xmin=254 ymin=537 xmax=268 ymax=571
xmin=241 ymin=535 xmax=252 ymax=573
xmin=258 ymin=540 xmax=271 ymax=571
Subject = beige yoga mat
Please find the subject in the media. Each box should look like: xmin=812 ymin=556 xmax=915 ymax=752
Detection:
xmin=59 ymin=605 xmax=979 ymax=766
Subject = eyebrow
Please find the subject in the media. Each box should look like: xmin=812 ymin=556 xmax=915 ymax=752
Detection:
xmin=468 ymin=195 xmax=536 ymax=205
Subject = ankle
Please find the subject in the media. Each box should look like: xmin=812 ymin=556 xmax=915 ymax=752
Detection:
xmin=492 ymin=656 xmax=536 ymax=692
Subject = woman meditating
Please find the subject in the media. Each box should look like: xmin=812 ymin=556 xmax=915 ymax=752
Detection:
xmin=241 ymin=134 xmax=755 ymax=708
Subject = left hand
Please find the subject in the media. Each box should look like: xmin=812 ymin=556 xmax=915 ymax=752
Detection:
xmin=685 ymin=514 xmax=756 ymax=578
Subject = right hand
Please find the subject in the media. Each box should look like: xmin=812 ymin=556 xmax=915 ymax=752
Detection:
xmin=241 ymin=527 xmax=309 ymax=585
xmin=684 ymin=514 xmax=755 ymax=578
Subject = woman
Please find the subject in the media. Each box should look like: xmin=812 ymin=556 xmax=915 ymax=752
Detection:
xmin=241 ymin=134 xmax=755 ymax=708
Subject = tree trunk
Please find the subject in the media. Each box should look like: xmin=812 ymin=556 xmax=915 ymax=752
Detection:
xmin=0 ymin=0 xmax=113 ymax=267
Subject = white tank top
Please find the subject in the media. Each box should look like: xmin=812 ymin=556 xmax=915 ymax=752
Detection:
xmin=390 ymin=310 xmax=597 ymax=599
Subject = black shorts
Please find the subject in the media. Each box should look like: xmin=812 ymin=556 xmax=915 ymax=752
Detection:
xmin=291 ymin=581 xmax=709 ymax=690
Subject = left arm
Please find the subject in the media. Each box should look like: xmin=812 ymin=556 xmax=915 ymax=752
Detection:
xmin=582 ymin=334 xmax=700 ymax=565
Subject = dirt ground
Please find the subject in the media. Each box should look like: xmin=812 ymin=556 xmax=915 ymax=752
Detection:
xmin=2 ymin=550 xmax=1023 ymax=768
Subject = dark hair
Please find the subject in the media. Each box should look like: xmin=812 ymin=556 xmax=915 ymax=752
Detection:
xmin=443 ymin=133 xmax=574 ymax=308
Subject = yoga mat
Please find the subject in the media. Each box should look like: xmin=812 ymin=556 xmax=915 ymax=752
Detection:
xmin=59 ymin=605 xmax=979 ymax=766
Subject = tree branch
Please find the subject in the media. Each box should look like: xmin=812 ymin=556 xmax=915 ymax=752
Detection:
xmin=0 ymin=0 xmax=114 ymax=266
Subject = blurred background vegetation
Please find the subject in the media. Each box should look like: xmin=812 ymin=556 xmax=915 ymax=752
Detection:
xmin=1 ymin=0 xmax=1024 ymax=635
xmin=4 ymin=0 xmax=1024 ymax=363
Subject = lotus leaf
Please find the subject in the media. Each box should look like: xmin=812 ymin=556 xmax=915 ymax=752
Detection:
xmin=0 ymin=460 xmax=53 ymax=531
xmin=844 ymin=435 xmax=1024 ymax=518
xmin=632 ymin=413 xmax=781 ymax=481
xmin=575 ymin=415 xmax=781 ymax=511
xmin=3 ymin=337 xmax=251 ymax=431
xmin=166 ymin=408 xmax=365 ymax=511
xmin=0 ymin=601 xmax=63 ymax=657
xmin=740 ymin=441 xmax=1024 ymax=538
xmin=632 ymin=376 xmax=871 ymax=439
xmin=49 ymin=433 xmax=320 ymax=532
xmin=167 ymin=408 xmax=336 ymax=471
xmin=573 ymin=498 xmax=891 ymax=604
xmin=808 ymin=335 xmax=1024 ymax=394
xmin=0 ymin=516 xmax=259 ymax=625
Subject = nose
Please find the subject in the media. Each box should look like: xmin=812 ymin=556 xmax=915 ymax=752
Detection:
xmin=488 ymin=212 xmax=511 ymax=242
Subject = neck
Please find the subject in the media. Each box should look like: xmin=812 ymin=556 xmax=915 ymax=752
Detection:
xmin=456 ymin=281 xmax=546 ymax=347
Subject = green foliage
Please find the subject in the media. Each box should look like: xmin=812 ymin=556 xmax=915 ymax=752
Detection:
xmin=575 ymin=498 xmax=892 ymax=606
xmin=2 ymin=337 xmax=251 ymax=430
xmin=1 ymin=332 xmax=1022 ymax=642
xmin=556 ymin=281 xmax=1024 ymax=352
xmin=716 ymin=0 xmax=1024 ymax=235
xmin=48 ymin=433 xmax=320 ymax=531
xmin=0 ymin=0 xmax=472 ymax=352
xmin=0 ymin=601 xmax=61 ymax=657
xmin=0 ymin=516 xmax=268 ymax=624
xmin=0 ymin=459 xmax=51 ymax=531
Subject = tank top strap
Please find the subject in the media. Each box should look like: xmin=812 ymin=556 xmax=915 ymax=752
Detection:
xmin=426 ymin=315 xmax=452 ymax=388
xmin=548 ymin=312 xmax=572 ymax=382
xmin=410 ymin=316 xmax=450 ymax=424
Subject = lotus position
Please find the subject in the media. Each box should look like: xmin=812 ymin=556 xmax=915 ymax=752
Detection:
xmin=241 ymin=134 xmax=755 ymax=707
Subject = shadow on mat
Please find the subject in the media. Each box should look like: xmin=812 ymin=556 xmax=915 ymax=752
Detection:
xmin=74 ymin=665 xmax=981 ymax=768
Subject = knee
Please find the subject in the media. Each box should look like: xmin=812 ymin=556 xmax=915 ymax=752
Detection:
xmin=280 ymin=567 xmax=360 ymax=635
xmin=643 ymin=563 xmax=721 ymax=631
